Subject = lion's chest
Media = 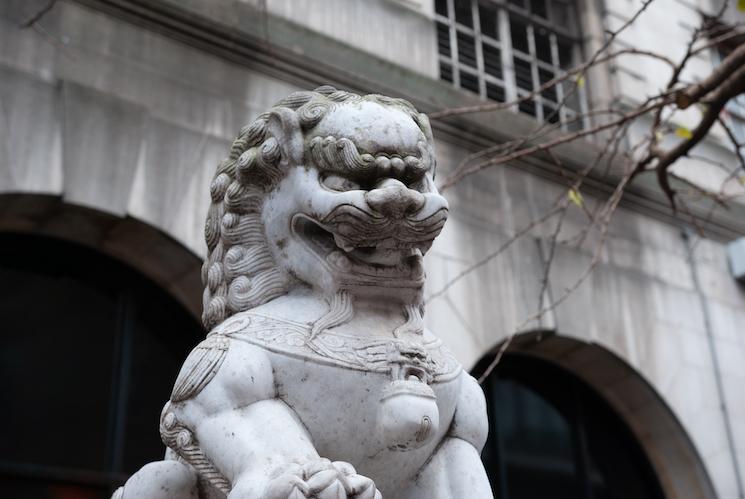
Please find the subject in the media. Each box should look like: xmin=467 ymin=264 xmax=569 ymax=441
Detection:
xmin=222 ymin=313 xmax=463 ymax=493
xmin=270 ymin=353 xmax=462 ymax=493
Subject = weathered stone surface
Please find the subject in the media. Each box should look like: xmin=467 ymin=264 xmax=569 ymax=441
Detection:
xmin=0 ymin=66 xmax=61 ymax=194
xmin=127 ymin=117 xmax=231 ymax=250
xmin=116 ymin=88 xmax=493 ymax=499
xmin=61 ymin=81 xmax=145 ymax=215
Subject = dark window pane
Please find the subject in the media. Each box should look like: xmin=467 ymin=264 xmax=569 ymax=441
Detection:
xmin=0 ymin=243 xmax=117 ymax=471
xmin=479 ymin=1 xmax=498 ymax=39
xmin=460 ymin=70 xmax=479 ymax=93
xmin=558 ymin=40 xmax=574 ymax=68
xmin=457 ymin=31 xmax=478 ymax=68
xmin=535 ymin=27 xmax=552 ymax=63
xmin=440 ymin=62 xmax=453 ymax=82
xmin=483 ymin=43 xmax=502 ymax=78
xmin=510 ymin=16 xmax=529 ymax=53
xmin=514 ymin=56 xmax=533 ymax=91
xmin=552 ymin=0 xmax=574 ymax=31
xmin=476 ymin=355 xmax=666 ymax=499
xmin=437 ymin=22 xmax=451 ymax=57
xmin=517 ymin=99 xmax=535 ymax=116
xmin=539 ymin=68 xmax=557 ymax=101
xmin=544 ymin=103 xmax=560 ymax=124
xmin=495 ymin=380 xmax=578 ymax=498
xmin=454 ymin=0 xmax=474 ymax=27
xmin=531 ymin=0 xmax=548 ymax=18
xmin=0 ymin=234 xmax=204 ymax=492
xmin=435 ymin=0 xmax=448 ymax=16
xmin=486 ymin=83 xmax=505 ymax=102
xmin=508 ymin=0 xmax=525 ymax=8
xmin=494 ymin=379 xmax=575 ymax=461
xmin=584 ymin=403 xmax=665 ymax=499
xmin=519 ymin=97 xmax=537 ymax=116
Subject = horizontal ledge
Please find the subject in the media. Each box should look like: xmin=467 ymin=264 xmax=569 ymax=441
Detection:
xmin=71 ymin=0 xmax=745 ymax=240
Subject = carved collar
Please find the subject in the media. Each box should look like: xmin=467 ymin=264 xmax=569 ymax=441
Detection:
xmin=214 ymin=313 xmax=461 ymax=382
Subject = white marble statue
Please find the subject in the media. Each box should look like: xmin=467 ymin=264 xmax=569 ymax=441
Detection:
xmin=115 ymin=87 xmax=493 ymax=499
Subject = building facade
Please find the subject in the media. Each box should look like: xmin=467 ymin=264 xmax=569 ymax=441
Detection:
xmin=1 ymin=0 xmax=744 ymax=498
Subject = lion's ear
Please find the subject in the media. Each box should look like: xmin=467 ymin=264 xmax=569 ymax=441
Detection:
xmin=416 ymin=113 xmax=437 ymax=179
xmin=266 ymin=107 xmax=304 ymax=166
xmin=416 ymin=112 xmax=435 ymax=146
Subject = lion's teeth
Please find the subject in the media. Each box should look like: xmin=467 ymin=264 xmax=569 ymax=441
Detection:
xmin=333 ymin=234 xmax=355 ymax=252
xmin=327 ymin=250 xmax=352 ymax=271
xmin=410 ymin=258 xmax=425 ymax=280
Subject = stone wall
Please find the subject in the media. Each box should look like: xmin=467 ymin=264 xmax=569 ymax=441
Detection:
xmin=601 ymin=0 xmax=745 ymax=200
xmin=1 ymin=1 xmax=744 ymax=498
xmin=427 ymin=138 xmax=745 ymax=499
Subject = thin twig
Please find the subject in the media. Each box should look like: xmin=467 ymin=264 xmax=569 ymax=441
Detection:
xmin=20 ymin=0 xmax=57 ymax=28
xmin=425 ymin=202 xmax=566 ymax=303
xmin=478 ymin=170 xmax=633 ymax=384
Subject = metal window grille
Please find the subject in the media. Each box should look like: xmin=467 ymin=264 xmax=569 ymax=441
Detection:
xmin=435 ymin=0 xmax=588 ymax=129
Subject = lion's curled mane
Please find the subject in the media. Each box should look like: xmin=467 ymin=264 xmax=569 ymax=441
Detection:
xmin=201 ymin=86 xmax=435 ymax=331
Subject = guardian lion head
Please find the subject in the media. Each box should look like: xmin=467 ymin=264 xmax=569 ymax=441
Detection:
xmin=201 ymin=86 xmax=448 ymax=331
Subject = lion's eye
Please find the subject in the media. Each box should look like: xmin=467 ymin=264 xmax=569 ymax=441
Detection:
xmin=322 ymin=174 xmax=361 ymax=192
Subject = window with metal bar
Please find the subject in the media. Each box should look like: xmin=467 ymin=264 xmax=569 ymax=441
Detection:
xmin=0 ymin=234 xmax=204 ymax=498
xmin=475 ymin=355 xmax=666 ymax=499
xmin=435 ymin=0 xmax=588 ymax=129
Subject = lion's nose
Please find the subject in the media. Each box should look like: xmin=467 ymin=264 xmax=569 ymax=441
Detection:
xmin=365 ymin=178 xmax=426 ymax=219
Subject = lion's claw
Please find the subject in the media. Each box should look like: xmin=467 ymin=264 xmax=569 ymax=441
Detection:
xmin=263 ymin=459 xmax=380 ymax=499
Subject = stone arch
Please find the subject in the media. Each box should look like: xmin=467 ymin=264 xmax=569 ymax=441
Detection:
xmin=0 ymin=193 xmax=203 ymax=320
xmin=472 ymin=330 xmax=717 ymax=499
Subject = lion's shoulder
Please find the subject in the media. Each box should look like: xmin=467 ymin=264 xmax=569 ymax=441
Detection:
xmin=170 ymin=333 xmax=275 ymax=414
xmin=170 ymin=334 xmax=231 ymax=403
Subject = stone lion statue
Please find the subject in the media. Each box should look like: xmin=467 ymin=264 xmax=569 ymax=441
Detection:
xmin=115 ymin=86 xmax=492 ymax=499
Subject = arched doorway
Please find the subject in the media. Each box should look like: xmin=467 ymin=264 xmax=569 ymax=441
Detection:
xmin=473 ymin=332 xmax=717 ymax=499
xmin=0 ymin=233 xmax=205 ymax=498
xmin=476 ymin=353 xmax=664 ymax=499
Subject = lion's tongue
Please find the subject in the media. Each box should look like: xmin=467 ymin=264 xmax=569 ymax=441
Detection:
xmin=349 ymin=247 xmax=402 ymax=266
xmin=332 ymin=234 xmax=355 ymax=252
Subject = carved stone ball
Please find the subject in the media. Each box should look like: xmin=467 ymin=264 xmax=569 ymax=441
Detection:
xmin=378 ymin=379 xmax=440 ymax=451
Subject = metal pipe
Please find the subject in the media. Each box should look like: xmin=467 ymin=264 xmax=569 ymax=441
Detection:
xmin=682 ymin=228 xmax=744 ymax=499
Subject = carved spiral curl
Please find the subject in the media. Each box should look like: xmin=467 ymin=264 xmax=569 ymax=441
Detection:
xmin=221 ymin=213 xmax=265 ymax=246
xmin=201 ymin=86 xmax=435 ymax=330
xmin=308 ymin=136 xmax=431 ymax=178
xmin=226 ymin=269 xmax=289 ymax=312
xmin=276 ymin=91 xmax=315 ymax=109
xmin=224 ymin=183 xmax=263 ymax=214
xmin=297 ymin=101 xmax=331 ymax=129
xmin=224 ymin=245 xmax=274 ymax=280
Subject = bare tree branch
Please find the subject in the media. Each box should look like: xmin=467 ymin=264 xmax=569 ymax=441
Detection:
xmin=440 ymin=99 xmax=669 ymax=190
xmin=676 ymin=43 xmax=745 ymax=109
xmin=20 ymin=0 xmax=57 ymax=28
xmin=431 ymin=0 xmax=745 ymax=378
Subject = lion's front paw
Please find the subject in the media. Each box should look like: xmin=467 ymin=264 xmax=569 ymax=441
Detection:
xmin=330 ymin=461 xmax=381 ymax=499
xmin=263 ymin=459 xmax=381 ymax=499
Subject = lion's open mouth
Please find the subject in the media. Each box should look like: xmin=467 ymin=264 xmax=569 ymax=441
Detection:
xmin=293 ymin=215 xmax=425 ymax=281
